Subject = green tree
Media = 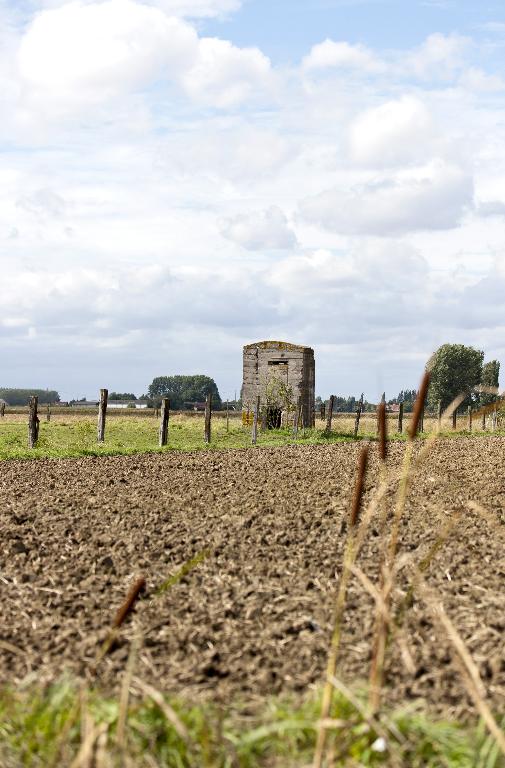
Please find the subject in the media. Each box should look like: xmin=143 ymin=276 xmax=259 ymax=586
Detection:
xmin=426 ymin=344 xmax=484 ymax=410
xmin=109 ymin=392 xmax=137 ymax=401
xmin=0 ymin=388 xmax=60 ymax=405
xmin=480 ymin=360 xmax=500 ymax=405
xmin=147 ymin=375 xmax=222 ymax=410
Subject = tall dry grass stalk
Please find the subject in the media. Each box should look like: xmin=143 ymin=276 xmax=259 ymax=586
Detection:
xmin=313 ymin=445 xmax=369 ymax=768
xmin=132 ymin=677 xmax=191 ymax=743
xmin=313 ymin=366 xmax=505 ymax=766
xmin=116 ymin=635 xmax=140 ymax=750
xmin=367 ymin=372 xmax=431 ymax=713
xmin=366 ymin=373 xmax=504 ymax=757
xmin=407 ymin=371 xmax=431 ymax=440
xmin=377 ymin=401 xmax=387 ymax=464
xmin=416 ymin=573 xmax=505 ymax=756
xmin=69 ymin=723 xmax=108 ymax=768
xmin=98 ymin=575 xmax=146 ymax=662
xmin=349 ymin=446 xmax=369 ymax=528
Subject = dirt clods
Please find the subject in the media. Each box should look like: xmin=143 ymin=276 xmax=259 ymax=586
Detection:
xmin=1 ymin=438 xmax=504 ymax=718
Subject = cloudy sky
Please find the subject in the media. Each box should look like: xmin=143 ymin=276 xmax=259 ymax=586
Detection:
xmin=1 ymin=0 xmax=505 ymax=401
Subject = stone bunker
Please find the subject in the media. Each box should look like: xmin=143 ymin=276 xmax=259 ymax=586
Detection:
xmin=242 ymin=340 xmax=315 ymax=428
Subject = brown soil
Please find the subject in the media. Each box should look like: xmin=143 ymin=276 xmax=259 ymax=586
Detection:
xmin=1 ymin=438 xmax=504 ymax=718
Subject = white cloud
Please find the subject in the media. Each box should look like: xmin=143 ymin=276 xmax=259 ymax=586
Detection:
xmin=299 ymin=161 xmax=474 ymax=236
xmin=18 ymin=0 xmax=198 ymax=109
xmin=15 ymin=1 xmax=271 ymax=117
xmin=349 ymin=96 xmax=436 ymax=167
xmin=2 ymin=9 xmax=505 ymax=397
xmin=406 ymin=33 xmax=470 ymax=80
xmin=475 ymin=200 xmax=505 ymax=217
xmin=141 ymin=0 xmax=241 ymax=17
xmin=268 ymin=249 xmax=356 ymax=295
xmin=157 ymin=126 xmax=293 ymax=181
xmin=33 ymin=0 xmax=242 ymax=18
xmin=16 ymin=188 xmax=68 ymax=217
xmin=459 ymin=67 xmax=505 ymax=92
xmin=268 ymin=242 xmax=428 ymax=300
xmin=220 ymin=206 xmax=297 ymax=250
xmin=181 ymin=37 xmax=272 ymax=107
xmin=302 ymin=39 xmax=384 ymax=74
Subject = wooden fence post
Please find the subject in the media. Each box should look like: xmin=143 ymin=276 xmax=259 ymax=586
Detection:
xmin=0 ymin=402 xmax=5 ymax=418
xmin=97 ymin=388 xmax=108 ymax=443
xmin=252 ymin=395 xmax=260 ymax=444
xmin=325 ymin=395 xmax=335 ymax=433
xmin=28 ymin=396 xmax=39 ymax=448
xmin=159 ymin=398 xmax=170 ymax=446
xmin=398 ymin=402 xmax=404 ymax=434
xmin=204 ymin=392 xmax=212 ymax=444
xmin=468 ymin=406 xmax=472 ymax=432
xmin=376 ymin=393 xmax=386 ymax=434
xmin=482 ymin=411 xmax=486 ymax=431
xmin=46 ymin=403 xmax=51 ymax=422
xmin=320 ymin=402 xmax=326 ymax=421
xmin=354 ymin=394 xmax=364 ymax=438
xmin=452 ymin=410 xmax=457 ymax=431
xmin=226 ymin=400 xmax=229 ymax=433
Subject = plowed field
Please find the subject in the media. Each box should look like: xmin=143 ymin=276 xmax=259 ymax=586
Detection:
xmin=1 ymin=438 xmax=504 ymax=718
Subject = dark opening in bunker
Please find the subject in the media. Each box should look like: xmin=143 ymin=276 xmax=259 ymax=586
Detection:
xmin=267 ymin=407 xmax=282 ymax=429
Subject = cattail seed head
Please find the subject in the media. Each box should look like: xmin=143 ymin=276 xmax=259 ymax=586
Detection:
xmin=378 ymin=402 xmax=387 ymax=462
xmin=409 ymin=371 xmax=431 ymax=440
xmin=350 ymin=445 xmax=369 ymax=528
xmin=113 ymin=575 xmax=146 ymax=629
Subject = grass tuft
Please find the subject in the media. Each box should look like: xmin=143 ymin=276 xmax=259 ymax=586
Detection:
xmin=0 ymin=680 xmax=502 ymax=768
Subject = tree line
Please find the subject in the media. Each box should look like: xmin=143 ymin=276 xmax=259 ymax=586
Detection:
xmin=0 ymin=389 xmax=60 ymax=405
xmin=1 ymin=345 xmax=500 ymax=413
xmin=318 ymin=344 xmax=500 ymax=414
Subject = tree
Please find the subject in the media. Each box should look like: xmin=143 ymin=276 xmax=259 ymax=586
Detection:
xmin=109 ymin=392 xmax=137 ymax=401
xmin=480 ymin=360 xmax=500 ymax=406
xmin=0 ymin=388 xmax=60 ymax=405
xmin=426 ymin=344 xmax=484 ymax=410
xmin=147 ymin=375 xmax=222 ymax=410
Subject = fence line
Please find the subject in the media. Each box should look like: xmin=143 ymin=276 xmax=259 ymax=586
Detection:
xmin=3 ymin=397 xmax=503 ymax=454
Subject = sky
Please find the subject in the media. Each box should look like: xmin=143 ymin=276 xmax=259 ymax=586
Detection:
xmin=1 ymin=0 xmax=505 ymax=401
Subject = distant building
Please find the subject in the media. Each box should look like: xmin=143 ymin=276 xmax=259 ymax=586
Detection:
xmin=108 ymin=400 xmax=149 ymax=409
xmin=183 ymin=402 xmax=207 ymax=411
xmin=70 ymin=399 xmax=149 ymax=409
xmin=242 ymin=340 xmax=315 ymax=427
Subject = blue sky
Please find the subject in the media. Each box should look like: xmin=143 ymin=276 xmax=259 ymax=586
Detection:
xmin=0 ymin=0 xmax=504 ymax=402
xmin=204 ymin=0 xmax=505 ymax=61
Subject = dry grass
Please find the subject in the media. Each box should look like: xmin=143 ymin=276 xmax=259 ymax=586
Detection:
xmin=313 ymin=372 xmax=505 ymax=767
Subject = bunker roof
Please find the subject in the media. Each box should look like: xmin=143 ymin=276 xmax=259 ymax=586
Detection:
xmin=243 ymin=340 xmax=313 ymax=353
